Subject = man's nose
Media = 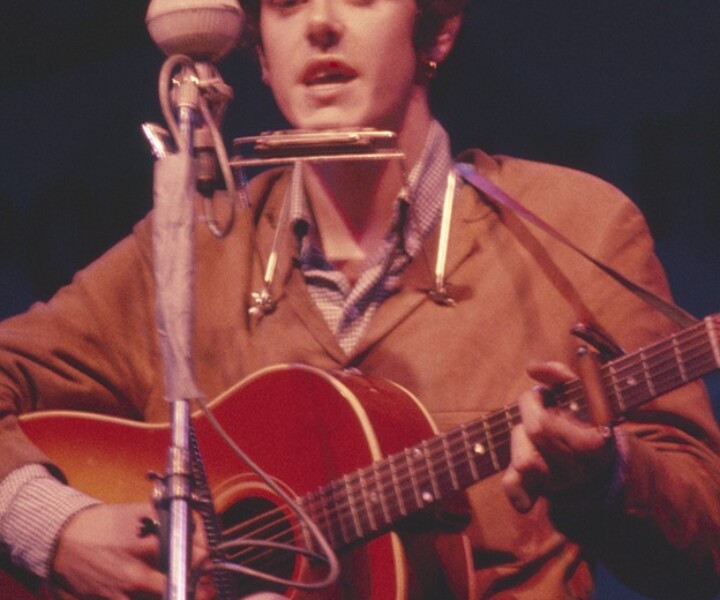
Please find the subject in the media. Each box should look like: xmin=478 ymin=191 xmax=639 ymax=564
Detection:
xmin=306 ymin=0 xmax=344 ymax=50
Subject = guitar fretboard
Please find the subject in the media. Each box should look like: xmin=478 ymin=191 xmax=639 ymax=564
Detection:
xmin=301 ymin=315 xmax=720 ymax=550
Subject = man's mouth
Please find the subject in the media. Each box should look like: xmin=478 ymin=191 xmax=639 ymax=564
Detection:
xmin=303 ymin=60 xmax=357 ymax=86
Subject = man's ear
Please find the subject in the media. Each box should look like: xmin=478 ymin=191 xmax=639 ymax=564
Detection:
xmin=427 ymin=14 xmax=463 ymax=65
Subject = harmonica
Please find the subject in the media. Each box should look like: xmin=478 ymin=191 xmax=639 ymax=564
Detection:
xmin=230 ymin=128 xmax=405 ymax=167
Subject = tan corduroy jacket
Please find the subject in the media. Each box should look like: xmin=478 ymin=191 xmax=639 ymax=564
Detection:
xmin=1 ymin=150 xmax=719 ymax=599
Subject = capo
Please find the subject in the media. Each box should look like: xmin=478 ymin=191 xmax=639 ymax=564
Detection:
xmin=570 ymin=321 xmax=624 ymax=363
xmin=575 ymin=344 xmax=616 ymax=426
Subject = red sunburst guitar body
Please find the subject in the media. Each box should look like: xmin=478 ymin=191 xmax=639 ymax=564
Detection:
xmin=3 ymin=364 xmax=473 ymax=600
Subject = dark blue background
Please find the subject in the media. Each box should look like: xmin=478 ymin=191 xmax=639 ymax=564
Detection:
xmin=1 ymin=3 xmax=718 ymax=598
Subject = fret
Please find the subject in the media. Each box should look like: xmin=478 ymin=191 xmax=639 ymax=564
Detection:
xmin=672 ymin=334 xmax=689 ymax=384
xmin=371 ymin=462 xmax=391 ymax=526
xmin=404 ymin=448 xmax=427 ymax=508
xmin=499 ymin=407 xmax=515 ymax=468
xmin=353 ymin=470 xmax=376 ymax=537
xmin=332 ymin=479 xmax=353 ymax=545
xmin=639 ymin=349 xmax=656 ymax=397
xmin=357 ymin=470 xmax=379 ymax=533
xmin=343 ymin=474 xmax=365 ymax=539
xmin=607 ymin=362 xmax=627 ymax=412
xmin=301 ymin=489 xmax=321 ymax=536
xmin=387 ymin=452 xmax=408 ymax=517
xmin=318 ymin=483 xmax=340 ymax=548
xmin=461 ymin=423 xmax=480 ymax=482
xmin=358 ymin=470 xmax=381 ymax=535
xmin=366 ymin=462 xmax=392 ymax=529
xmin=448 ymin=427 xmax=475 ymax=488
xmin=708 ymin=317 xmax=720 ymax=366
xmin=379 ymin=460 xmax=405 ymax=524
xmin=441 ymin=434 xmax=460 ymax=491
xmin=469 ymin=420 xmax=496 ymax=479
xmin=481 ymin=418 xmax=500 ymax=472
xmin=421 ymin=439 xmax=441 ymax=502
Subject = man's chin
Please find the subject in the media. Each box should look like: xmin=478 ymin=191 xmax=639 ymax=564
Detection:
xmin=289 ymin=109 xmax=378 ymax=132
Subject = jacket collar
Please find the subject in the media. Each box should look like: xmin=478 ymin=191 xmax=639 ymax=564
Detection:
xmin=251 ymin=153 xmax=499 ymax=363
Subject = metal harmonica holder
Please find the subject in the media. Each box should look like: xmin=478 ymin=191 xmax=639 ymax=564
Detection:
xmin=230 ymin=128 xmax=411 ymax=318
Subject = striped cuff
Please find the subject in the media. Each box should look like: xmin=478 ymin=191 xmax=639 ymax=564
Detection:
xmin=0 ymin=464 xmax=101 ymax=578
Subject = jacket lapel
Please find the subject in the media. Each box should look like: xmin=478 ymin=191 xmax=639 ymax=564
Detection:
xmin=253 ymin=175 xmax=348 ymax=362
xmin=350 ymin=179 xmax=495 ymax=359
xmin=253 ymin=161 xmax=497 ymax=364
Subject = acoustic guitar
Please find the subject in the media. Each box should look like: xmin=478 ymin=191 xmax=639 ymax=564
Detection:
xmin=4 ymin=314 xmax=719 ymax=599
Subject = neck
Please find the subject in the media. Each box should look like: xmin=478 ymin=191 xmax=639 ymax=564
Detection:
xmin=304 ymin=92 xmax=433 ymax=270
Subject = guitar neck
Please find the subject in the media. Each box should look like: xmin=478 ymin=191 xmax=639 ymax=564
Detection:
xmin=300 ymin=315 xmax=720 ymax=550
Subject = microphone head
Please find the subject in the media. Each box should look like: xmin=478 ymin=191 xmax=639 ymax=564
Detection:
xmin=146 ymin=0 xmax=244 ymax=62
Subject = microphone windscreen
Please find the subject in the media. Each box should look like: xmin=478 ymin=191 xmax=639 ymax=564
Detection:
xmin=146 ymin=0 xmax=244 ymax=62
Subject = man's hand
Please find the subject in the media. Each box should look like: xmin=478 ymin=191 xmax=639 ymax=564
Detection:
xmin=502 ymin=361 xmax=616 ymax=514
xmin=52 ymin=502 xmax=209 ymax=599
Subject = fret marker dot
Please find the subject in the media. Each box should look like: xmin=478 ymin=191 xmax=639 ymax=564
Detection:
xmin=627 ymin=376 xmax=637 ymax=386
xmin=473 ymin=443 xmax=486 ymax=455
xmin=421 ymin=491 xmax=434 ymax=504
xmin=569 ymin=401 xmax=580 ymax=412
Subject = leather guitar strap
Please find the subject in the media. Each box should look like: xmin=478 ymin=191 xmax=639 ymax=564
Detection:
xmin=455 ymin=162 xmax=699 ymax=329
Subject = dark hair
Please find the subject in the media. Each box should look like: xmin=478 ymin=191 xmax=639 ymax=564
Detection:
xmin=238 ymin=0 xmax=468 ymax=52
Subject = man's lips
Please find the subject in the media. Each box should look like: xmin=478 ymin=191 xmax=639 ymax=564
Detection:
xmin=302 ymin=60 xmax=357 ymax=86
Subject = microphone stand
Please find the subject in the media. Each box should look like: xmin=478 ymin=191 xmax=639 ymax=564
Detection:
xmin=168 ymin=72 xmax=195 ymax=600
xmin=150 ymin=61 xmax=205 ymax=600
xmin=143 ymin=3 xmax=244 ymax=598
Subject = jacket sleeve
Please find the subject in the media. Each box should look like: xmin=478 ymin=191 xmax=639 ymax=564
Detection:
xmin=0 ymin=215 xmax=161 ymax=481
xmin=542 ymin=175 xmax=720 ymax=599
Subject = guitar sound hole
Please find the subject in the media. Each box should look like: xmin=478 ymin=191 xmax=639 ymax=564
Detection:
xmin=219 ymin=495 xmax=297 ymax=597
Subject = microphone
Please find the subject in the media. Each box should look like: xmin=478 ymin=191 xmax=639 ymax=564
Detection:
xmin=145 ymin=0 xmax=245 ymax=237
xmin=146 ymin=0 xmax=244 ymax=62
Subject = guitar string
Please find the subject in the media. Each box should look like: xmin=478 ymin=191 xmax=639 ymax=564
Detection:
xmin=218 ymin=415 xmax=521 ymax=567
xmin=604 ymin=326 xmax=714 ymax=384
xmin=218 ymin=327 xmax=698 ymax=564
xmin=218 ymin=404 xmax=539 ymax=576
xmin=597 ymin=328 xmax=716 ymax=411
xmin=219 ymin=331 xmax=715 ymax=576
xmin=228 ymin=324 xmax=715 ymax=553
xmin=600 ymin=321 xmax=713 ymax=381
xmin=219 ymin=400 xmax=561 ymax=570
xmin=304 ymin=319 xmax=718 ymax=530
xmin=272 ymin=328 xmax=716 ymax=544
xmin=603 ymin=327 xmax=705 ymax=379
xmin=215 ymin=322 xmax=718 ymax=572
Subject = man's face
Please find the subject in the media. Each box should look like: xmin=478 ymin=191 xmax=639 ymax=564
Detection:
xmin=258 ymin=0 xmax=420 ymax=132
